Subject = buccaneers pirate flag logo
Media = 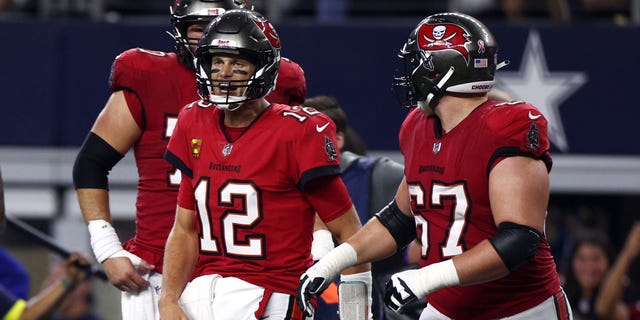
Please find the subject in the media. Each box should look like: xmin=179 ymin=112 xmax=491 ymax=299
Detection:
xmin=417 ymin=23 xmax=472 ymax=63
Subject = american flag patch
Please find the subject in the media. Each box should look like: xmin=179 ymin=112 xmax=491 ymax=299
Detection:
xmin=474 ymin=58 xmax=488 ymax=68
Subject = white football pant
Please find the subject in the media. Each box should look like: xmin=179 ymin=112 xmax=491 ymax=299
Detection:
xmin=419 ymin=289 xmax=573 ymax=320
xmin=121 ymin=272 xmax=162 ymax=320
xmin=179 ymin=274 xmax=304 ymax=320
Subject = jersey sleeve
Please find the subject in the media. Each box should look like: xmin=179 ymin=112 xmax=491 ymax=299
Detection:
xmin=108 ymin=48 xmax=172 ymax=129
xmin=177 ymin=171 xmax=195 ymax=210
xmin=304 ymin=175 xmax=352 ymax=223
xmin=291 ymin=109 xmax=341 ymax=190
xmin=487 ymin=102 xmax=553 ymax=171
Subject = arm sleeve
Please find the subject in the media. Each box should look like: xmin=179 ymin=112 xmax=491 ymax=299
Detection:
xmin=294 ymin=112 xmax=341 ymax=190
xmin=109 ymin=49 xmax=146 ymax=128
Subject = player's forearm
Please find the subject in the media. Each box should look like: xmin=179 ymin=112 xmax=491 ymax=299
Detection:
xmin=594 ymin=250 xmax=634 ymax=318
xmin=21 ymin=278 xmax=73 ymax=320
xmin=76 ymin=188 xmax=112 ymax=222
xmin=161 ymin=226 xmax=198 ymax=302
xmin=339 ymin=220 xmax=399 ymax=276
xmin=325 ymin=207 xmax=362 ymax=244
xmin=451 ymin=240 xmax=509 ymax=285
xmin=349 ymin=218 xmax=398 ymax=265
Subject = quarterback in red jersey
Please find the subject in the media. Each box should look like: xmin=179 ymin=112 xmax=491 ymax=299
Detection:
xmin=297 ymin=12 xmax=573 ymax=320
xmin=158 ymin=10 xmax=370 ymax=320
xmin=72 ymin=1 xmax=307 ymax=319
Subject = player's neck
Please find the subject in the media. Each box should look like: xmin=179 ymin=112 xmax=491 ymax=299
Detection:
xmin=435 ymin=95 xmax=487 ymax=133
xmin=223 ymin=98 xmax=269 ymax=128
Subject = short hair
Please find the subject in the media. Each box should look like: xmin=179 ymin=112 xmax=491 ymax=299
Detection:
xmin=302 ymin=95 xmax=347 ymax=134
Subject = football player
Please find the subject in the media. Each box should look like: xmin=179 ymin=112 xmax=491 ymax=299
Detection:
xmin=72 ymin=1 xmax=307 ymax=319
xmin=297 ymin=12 xmax=573 ymax=320
xmin=158 ymin=9 xmax=371 ymax=320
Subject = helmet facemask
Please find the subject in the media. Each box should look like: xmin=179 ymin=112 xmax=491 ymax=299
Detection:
xmin=197 ymin=50 xmax=276 ymax=111
xmin=394 ymin=42 xmax=455 ymax=112
xmin=195 ymin=10 xmax=281 ymax=111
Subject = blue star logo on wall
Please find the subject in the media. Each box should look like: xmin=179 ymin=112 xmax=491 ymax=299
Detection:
xmin=495 ymin=30 xmax=587 ymax=152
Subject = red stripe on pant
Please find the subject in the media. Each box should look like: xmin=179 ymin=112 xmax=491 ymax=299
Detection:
xmin=553 ymin=289 xmax=571 ymax=320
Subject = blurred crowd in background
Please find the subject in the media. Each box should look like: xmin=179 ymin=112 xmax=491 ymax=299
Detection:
xmin=0 ymin=0 xmax=637 ymax=24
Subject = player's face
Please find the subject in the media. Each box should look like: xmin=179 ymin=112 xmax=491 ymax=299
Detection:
xmin=187 ymin=22 xmax=209 ymax=54
xmin=210 ymin=55 xmax=256 ymax=97
xmin=572 ymin=243 xmax=609 ymax=290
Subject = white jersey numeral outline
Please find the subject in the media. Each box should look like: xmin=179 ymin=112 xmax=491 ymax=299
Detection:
xmin=409 ymin=181 xmax=469 ymax=258
xmin=194 ymin=178 xmax=265 ymax=258
xmin=165 ymin=114 xmax=181 ymax=186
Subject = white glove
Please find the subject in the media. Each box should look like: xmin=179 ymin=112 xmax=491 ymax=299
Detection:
xmin=297 ymin=243 xmax=358 ymax=317
xmin=384 ymin=260 xmax=459 ymax=314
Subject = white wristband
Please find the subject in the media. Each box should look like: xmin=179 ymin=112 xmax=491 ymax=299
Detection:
xmin=88 ymin=219 xmax=123 ymax=263
xmin=311 ymin=229 xmax=335 ymax=261
xmin=311 ymin=242 xmax=358 ymax=284
xmin=418 ymin=259 xmax=460 ymax=294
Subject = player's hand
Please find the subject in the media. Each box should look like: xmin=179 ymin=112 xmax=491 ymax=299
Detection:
xmin=296 ymin=263 xmax=336 ymax=317
xmin=384 ymin=269 xmax=422 ymax=313
xmin=158 ymin=298 xmax=189 ymax=320
xmin=622 ymin=221 xmax=640 ymax=260
xmin=297 ymin=243 xmax=359 ymax=316
xmin=102 ymin=250 xmax=154 ymax=292
xmin=385 ymin=260 xmax=460 ymax=314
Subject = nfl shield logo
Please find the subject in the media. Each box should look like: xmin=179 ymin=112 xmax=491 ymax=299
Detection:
xmin=433 ymin=141 xmax=442 ymax=155
xmin=222 ymin=144 xmax=233 ymax=157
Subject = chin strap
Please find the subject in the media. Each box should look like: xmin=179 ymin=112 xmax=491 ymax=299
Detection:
xmin=423 ymin=66 xmax=455 ymax=110
xmin=496 ymin=60 xmax=510 ymax=70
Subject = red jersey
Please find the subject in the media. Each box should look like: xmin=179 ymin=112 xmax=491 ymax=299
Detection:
xmin=399 ymin=100 xmax=561 ymax=319
xmin=165 ymin=102 xmax=343 ymax=295
xmin=108 ymin=48 xmax=199 ymax=273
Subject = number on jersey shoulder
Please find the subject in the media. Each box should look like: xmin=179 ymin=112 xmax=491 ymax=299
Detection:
xmin=281 ymin=105 xmax=321 ymax=123
xmin=136 ymin=48 xmax=167 ymax=57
